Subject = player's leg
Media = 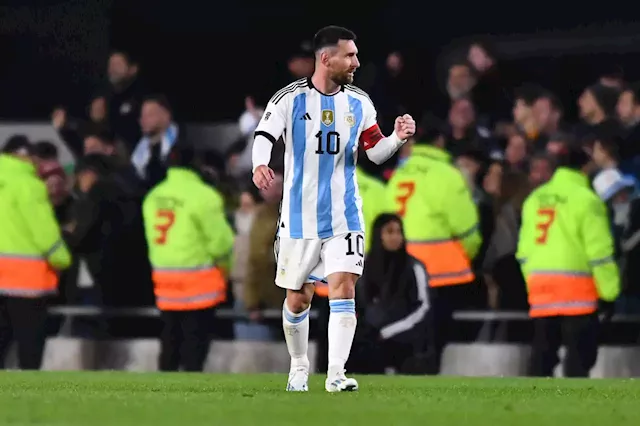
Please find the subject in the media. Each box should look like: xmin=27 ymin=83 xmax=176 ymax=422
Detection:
xmin=275 ymin=236 xmax=322 ymax=391
xmin=282 ymin=284 xmax=314 ymax=391
xmin=322 ymin=232 xmax=365 ymax=392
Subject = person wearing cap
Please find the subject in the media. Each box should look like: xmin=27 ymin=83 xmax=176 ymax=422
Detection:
xmin=142 ymin=143 xmax=234 ymax=372
xmin=0 ymin=136 xmax=72 ymax=370
xmin=592 ymin=168 xmax=640 ymax=313
xmin=517 ymin=143 xmax=620 ymax=377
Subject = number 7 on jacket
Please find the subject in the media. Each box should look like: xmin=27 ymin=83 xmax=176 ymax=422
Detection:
xmin=535 ymin=208 xmax=556 ymax=244
xmin=154 ymin=209 xmax=176 ymax=245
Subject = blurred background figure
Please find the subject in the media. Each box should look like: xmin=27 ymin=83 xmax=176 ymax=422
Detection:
xmin=0 ymin=137 xmax=72 ymax=370
xmin=349 ymin=214 xmax=429 ymax=375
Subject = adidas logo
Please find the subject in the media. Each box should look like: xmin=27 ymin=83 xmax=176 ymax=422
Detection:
xmin=300 ymin=113 xmax=311 ymax=120
xmin=356 ymin=259 xmax=363 ymax=267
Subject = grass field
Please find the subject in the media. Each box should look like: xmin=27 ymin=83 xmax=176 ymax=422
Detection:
xmin=0 ymin=372 xmax=639 ymax=425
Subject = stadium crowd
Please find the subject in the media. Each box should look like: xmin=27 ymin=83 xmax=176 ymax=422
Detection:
xmin=1 ymin=39 xmax=640 ymax=374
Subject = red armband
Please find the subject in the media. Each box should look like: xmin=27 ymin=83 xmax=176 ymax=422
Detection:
xmin=360 ymin=124 xmax=384 ymax=150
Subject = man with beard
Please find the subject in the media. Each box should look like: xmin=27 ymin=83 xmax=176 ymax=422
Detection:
xmin=252 ymin=25 xmax=415 ymax=393
xmin=131 ymin=94 xmax=179 ymax=191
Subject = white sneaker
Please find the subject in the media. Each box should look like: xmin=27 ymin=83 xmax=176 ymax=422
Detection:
xmin=286 ymin=366 xmax=309 ymax=391
xmin=325 ymin=369 xmax=358 ymax=393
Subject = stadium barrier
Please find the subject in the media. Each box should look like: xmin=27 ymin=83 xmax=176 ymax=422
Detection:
xmin=2 ymin=306 xmax=639 ymax=377
xmin=5 ymin=338 xmax=640 ymax=377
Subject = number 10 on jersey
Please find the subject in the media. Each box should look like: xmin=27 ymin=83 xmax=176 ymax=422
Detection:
xmin=315 ymin=130 xmax=341 ymax=155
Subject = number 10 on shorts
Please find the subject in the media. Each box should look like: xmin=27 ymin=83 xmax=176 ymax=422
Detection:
xmin=345 ymin=233 xmax=364 ymax=257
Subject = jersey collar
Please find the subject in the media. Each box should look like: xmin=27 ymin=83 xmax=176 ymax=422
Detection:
xmin=551 ymin=167 xmax=590 ymax=188
xmin=167 ymin=167 xmax=202 ymax=181
xmin=307 ymin=77 xmax=344 ymax=96
xmin=0 ymin=154 xmax=37 ymax=176
xmin=410 ymin=145 xmax=452 ymax=163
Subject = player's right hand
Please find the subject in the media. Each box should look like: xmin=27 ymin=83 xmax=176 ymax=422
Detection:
xmin=253 ymin=165 xmax=275 ymax=190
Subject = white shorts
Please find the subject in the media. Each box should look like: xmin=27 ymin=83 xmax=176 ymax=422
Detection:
xmin=274 ymin=232 xmax=365 ymax=291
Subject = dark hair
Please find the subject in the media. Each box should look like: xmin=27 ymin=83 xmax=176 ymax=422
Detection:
xmin=514 ymin=83 xmax=543 ymax=105
xmin=555 ymin=142 xmax=592 ymax=170
xmin=593 ymin=126 xmax=624 ymax=161
xmin=360 ymin=213 xmax=411 ymax=303
xmin=535 ymin=90 xmax=564 ymax=115
xmin=497 ymin=170 xmax=531 ymax=215
xmin=531 ymin=152 xmax=556 ymax=169
xmin=85 ymin=128 xmax=117 ymax=146
xmin=168 ymin=143 xmax=199 ymax=169
xmin=33 ymin=141 xmax=59 ymax=160
xmin=75 ymin=153 xmax=112 ymax=177
xmin=312 ymin=26 xmax=356 ymax=52
xmin=415 ymin=112 xmax=445 ymax=145
xmin=2 ymin=134 xmax=32 ymax=155
xmin=143 ymin=93 xmax=173 ymax=115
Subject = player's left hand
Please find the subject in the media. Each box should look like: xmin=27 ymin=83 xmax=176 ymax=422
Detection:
xmin=394 ymin=114 xmax=416 ymax=140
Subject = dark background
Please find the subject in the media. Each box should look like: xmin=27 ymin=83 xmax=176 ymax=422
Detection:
xmin=1 ymin=0 xmax=640 ymax=122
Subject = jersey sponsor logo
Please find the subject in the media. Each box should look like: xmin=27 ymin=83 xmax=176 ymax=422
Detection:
xmin=263 ymin=111 xmax=271 ymax=121
xmin=300 ymin=112 xmax=312 ymax=120
xmin=322 ymin=110 xmax=334 ymax=126
xmin=344 ymin=112 xmax=356 ymax=127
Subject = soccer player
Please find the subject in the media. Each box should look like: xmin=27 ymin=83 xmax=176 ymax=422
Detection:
xmin=252 ymin=25 xmax=415 ymax=392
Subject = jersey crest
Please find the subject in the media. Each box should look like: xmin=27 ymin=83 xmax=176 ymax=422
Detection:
xmin=321 ymin=110 xmax=334 ymax=126
xmin=344 ymin=112 xmax=356 ymax=128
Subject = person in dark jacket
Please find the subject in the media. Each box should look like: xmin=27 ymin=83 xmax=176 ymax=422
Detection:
xmin=64 ymin=154 xmax=154 ymax=309
xmin=347 ymin=214 xmax=430 ymax=374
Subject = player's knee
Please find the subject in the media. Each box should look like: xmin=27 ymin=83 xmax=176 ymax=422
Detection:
xmin=286 ymin=286 xmax=314 ymax=313
xmin=327 ymin=272 xmax=358 ymax=300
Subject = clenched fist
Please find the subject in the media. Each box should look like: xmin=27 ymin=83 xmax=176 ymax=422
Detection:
xmin=253 ymin=164 xmax=275 ymax=190
xmin=394 ymin=114 xmax=416 ymax=141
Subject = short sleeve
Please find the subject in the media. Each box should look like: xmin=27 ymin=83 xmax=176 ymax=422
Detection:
xmin=254 ymin=96 xmax=288 ymax=143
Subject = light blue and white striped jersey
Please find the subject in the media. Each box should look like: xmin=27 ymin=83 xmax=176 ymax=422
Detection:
xmin=255 ymin=78 xmax=378 ymax=240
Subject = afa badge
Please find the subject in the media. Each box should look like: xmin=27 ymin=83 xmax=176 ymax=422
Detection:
xmin=322 ymin=110 xmax=334 ymax=126
xmin=344 ymin=112 xmax=356 ymax=128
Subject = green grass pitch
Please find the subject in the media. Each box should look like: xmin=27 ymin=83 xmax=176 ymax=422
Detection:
xmin=0 ymin=372 xmax=639 ymax=425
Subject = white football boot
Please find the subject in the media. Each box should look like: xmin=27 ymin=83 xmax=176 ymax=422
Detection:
xmin=325 ymin=369 xmax=359 ymax=393
xmin=286 ymin=366 xmax=309 ymax=391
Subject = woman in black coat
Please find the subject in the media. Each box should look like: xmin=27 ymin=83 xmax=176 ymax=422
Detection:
xmin=347 ymin=214 xmax=430 ymax=374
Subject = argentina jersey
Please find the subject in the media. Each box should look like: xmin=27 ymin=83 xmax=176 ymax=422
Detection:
xmin=254 ymin=78 xmax=378 ymax=240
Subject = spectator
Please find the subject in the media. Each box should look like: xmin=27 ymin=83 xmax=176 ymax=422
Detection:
xmin=546 ymin=132 xmax=574 ymax=157
xmin=131 ymin=94 xmax=178 ymax=190
xmin=32 ymin=141 xmax=72 ymax=223
xmin=1 ymin=134 xmax=32 ymax=158
xmin=443 ymin=97 xmax=493 ymax=158
xmin=229 ymin=189 xmax=259 ymax=340
xmin=504 ymin=132 xmax=529 ymax=172
xmin=226 ymin=96 xmax=265 ymax=178
xmin=532 ymin=90 xmax=564 ymax=149
xmin=593 ymin=168 xmax=636 ymax=258
xmin=528 ymin=153 xmax=555 ymax=189
xmin=482 ymin=170 xmax=531 ymax=310
xmin=84 ymin=128 xmax=143 ymax=196
xmin=51 ymin=93 xmax=109 ymax=159
xmin=446 ymin=60 xmax=476 ymax=103
xmin=106 ymin=50 xmax=147 ymax=151
xmin=349 ymin=214 xmax=429 ymax=374
xmin=241 ymin=173 xmax=285 ymax=341
xmin=511 ymin=84 xmax=543 ymax=142
xmin=577 ymin=83 xmax=621 ymax=139
xmin=64 ymin=154 xmax=154 ymax=308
